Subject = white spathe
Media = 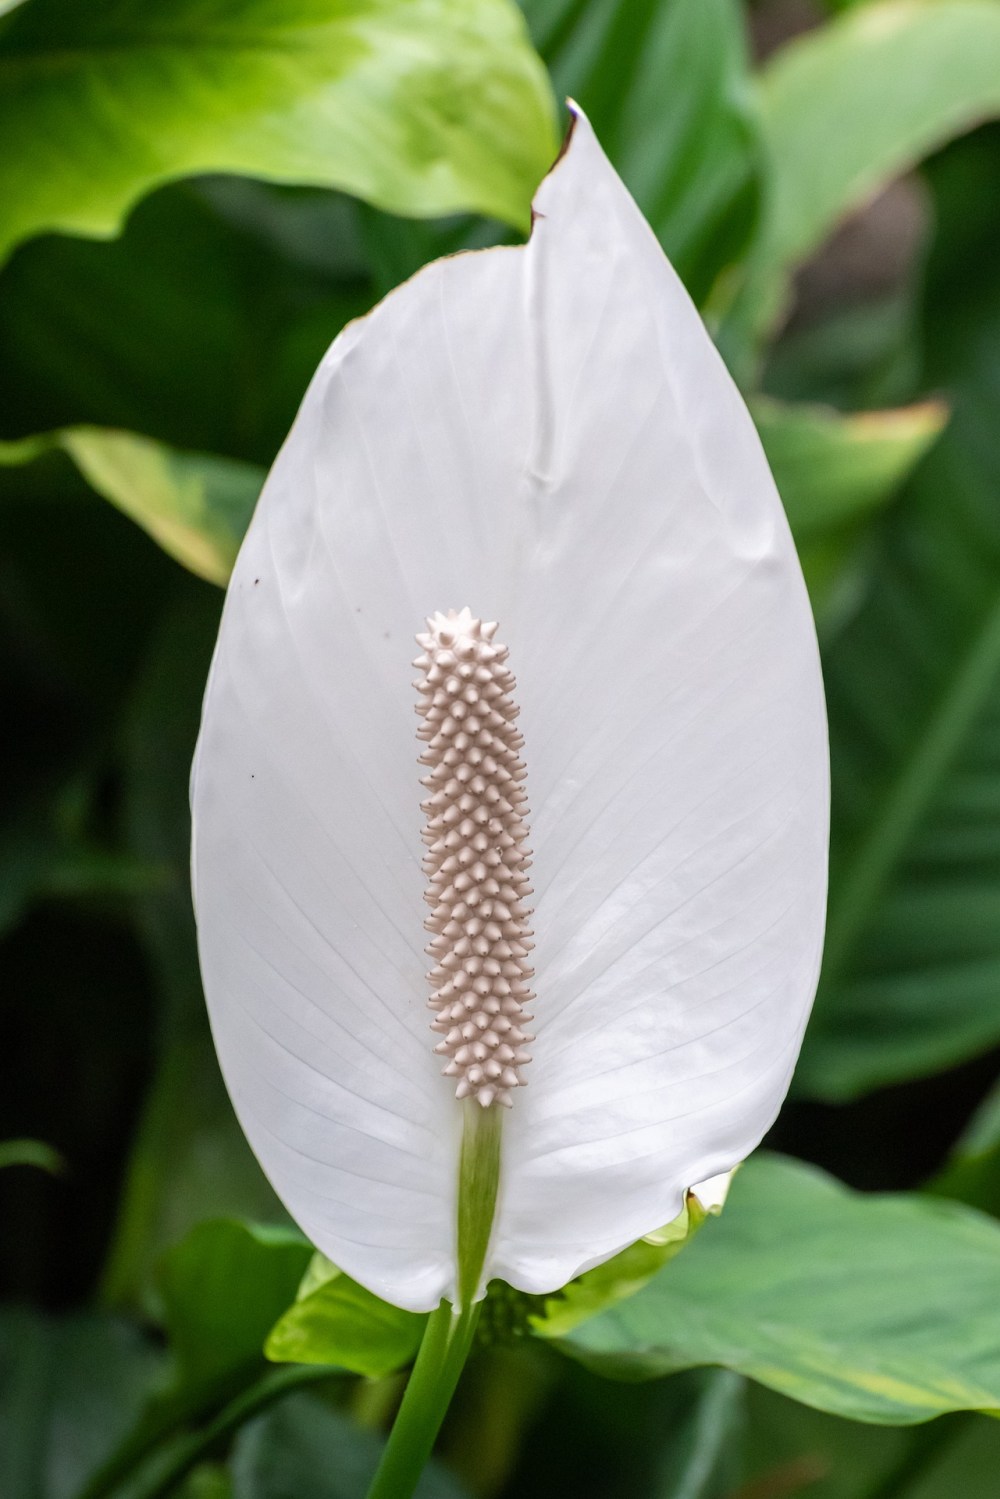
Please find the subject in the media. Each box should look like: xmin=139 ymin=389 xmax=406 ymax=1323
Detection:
xmin=190 ymin=105 xmax=829 ymax=1314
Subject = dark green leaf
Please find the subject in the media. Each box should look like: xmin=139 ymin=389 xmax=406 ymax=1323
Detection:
xmin=0 ymin=1306 xmax=163 ymax=1499
xmin=556 ymin=1154 xmax=1000 ymax=1424
xmin=522 ymin=0 xmax=761 ymax=303
xmin=796 ymin=130 xmax=1000 ymax=1099
xmin=652 ymin=1370 xmax=745 ymax=1499
xmin=0 ymin=0 xmax=557 ymax=264
xmin=101 ymin=589 xmax=283 ymax=1309
xmin=930 ymin=1075 xmax=1000 ymax=1220
xmin=158 ymin=1220 xmax=312 ymax=1392
xmin=0 ymin=182 xmax=373 ymax=464
xmin=0 ymin=1138 xmax=64 ymax=1173
xmin=741 ymin=1384 xmax=1000 ymax=1499
xmin=232 ymin=1392 xmax=470 ymax=1499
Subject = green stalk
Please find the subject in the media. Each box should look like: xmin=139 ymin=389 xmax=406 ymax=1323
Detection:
xmin=365 ymin=1101 xmax=503 ymax=1499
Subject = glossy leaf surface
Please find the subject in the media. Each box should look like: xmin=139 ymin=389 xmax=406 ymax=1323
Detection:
xmin=0 ymin=0 xmax=557 ymax=265
xmin=560 ymin=1154 xmax=1000 ymax=1424
xmin=265 ymin=1255 xmax=425 ymax=1376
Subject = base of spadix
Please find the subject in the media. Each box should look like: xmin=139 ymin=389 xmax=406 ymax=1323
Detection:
xmin=365 ymin=1098 xmax=500 ymax=1499
xmin=457 ymin=1097 xmax=503 ymax=1310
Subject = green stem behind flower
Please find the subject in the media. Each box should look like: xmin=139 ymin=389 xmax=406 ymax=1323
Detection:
xmin=365 ymin=1100 xmax=503 ymax=1499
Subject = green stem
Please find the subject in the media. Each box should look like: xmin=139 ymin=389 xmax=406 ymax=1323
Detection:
xmin=364 ymin=1100 xmax=503 ymax=1499
xmin=364 ymin=1299 xmax=481 ymax=1499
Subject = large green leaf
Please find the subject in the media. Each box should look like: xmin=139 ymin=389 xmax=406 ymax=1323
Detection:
xmin=522 ymin=0 xmax=761 ymax=304
xmin=556 ymin=1154 xmax=1000 ymax=1425
xmin=795 ymin=128 xmax=1000 ymax=1099
xmin=0 ymin=0 xmax=557 ymax=266
xmin=731 ymin=0 xmax=1000 ymax=351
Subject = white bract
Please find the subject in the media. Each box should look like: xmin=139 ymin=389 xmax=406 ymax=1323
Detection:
xmin=191 ymin=106 xmax=829 ymax=1315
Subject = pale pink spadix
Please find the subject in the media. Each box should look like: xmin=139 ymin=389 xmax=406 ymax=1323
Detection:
xmin=191 ymin=104 xmax=829 ymax=1314
xmin=416 ymin=609 xmax=535 ymax=1109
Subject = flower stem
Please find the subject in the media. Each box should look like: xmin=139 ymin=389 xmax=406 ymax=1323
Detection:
xmin=364 ymin=1298 xmax=480 ymax=1499
xmin=364 ymin=1101 xmax=503 ymax=1499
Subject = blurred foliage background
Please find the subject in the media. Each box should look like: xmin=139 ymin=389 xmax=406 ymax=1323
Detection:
xmin=5 ymin=0 xmax=1000 ymax=1496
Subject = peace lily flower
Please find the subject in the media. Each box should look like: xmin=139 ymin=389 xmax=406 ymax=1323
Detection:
xmin=190 ymin=108 xmax=828 ymax=1337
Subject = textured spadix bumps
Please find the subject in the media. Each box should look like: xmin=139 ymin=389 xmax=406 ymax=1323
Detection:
xmin=191 ymin=106 xmax=829 ymax=1314
xmin=416 ymin=609 xmax=535 ymax=1108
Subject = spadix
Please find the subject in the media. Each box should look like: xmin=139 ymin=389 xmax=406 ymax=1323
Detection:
xmin=416 ymin=609 xmax=535 ymax=1111
xmin=190 ymin=105 xmax=829 ymax=1314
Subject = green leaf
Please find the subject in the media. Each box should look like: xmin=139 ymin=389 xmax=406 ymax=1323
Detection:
xmin=0 ymin=1137 xmax=64 ymax=1173
xmin=931 ymin=1075 xmax=1000 ymax=1220
xmin=0 ymin=1306 xmax=164 ymax=1499
xmin=557 ymin=1154 xmax=1000 ymax=1425
xmin=523 ymin=0 xmax=761 ymax=303
xmin=158 ymin=1221 xmax=312 ymax=1392
xmin=761 ymin=0 xmax=1000 ymax=275
xmin=265 ymin=1254 xmax=425 ymax=1378
xmin=759 ymin=398 xmax=947 ymax=549
xmin=101 ymin=589 xmax=284 ymax=1309
xmin=731 ymin=0 xmax=1000 ymax=349
xmin=0 ymin=180 xmax=375 ymax=464
xmin=0 ymin=0 xmax=558 ymax=266
xmin=1 ymin=429 xmax=262 ymax=585
xmin=756 ymin=397 xmax=947 ymax=632
xmin=795 ymin=130 xmax=1000 ymax=1100
xmin=653 ymin=1371 xmax=745 ymax=1499
xmin=60 ymin=430 xmax=261 ymax=587
xmin=529 ymin=1194 xmax=711 ymax=1339
xmin=232 ymin=1392 xmax=470 ymax=1499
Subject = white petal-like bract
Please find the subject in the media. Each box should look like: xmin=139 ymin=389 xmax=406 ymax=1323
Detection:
xmin=191 ymin=107 xmax=828 ymax=1312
